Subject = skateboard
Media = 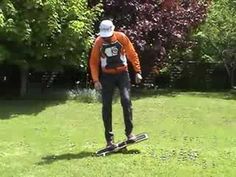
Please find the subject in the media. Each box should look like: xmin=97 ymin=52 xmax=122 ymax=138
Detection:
xmin=96 ymin=133 xmax=149 ymax=156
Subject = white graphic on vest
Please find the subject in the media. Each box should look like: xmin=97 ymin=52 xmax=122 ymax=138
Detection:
xmin=104 ymin=46 xmax=119 ymax=57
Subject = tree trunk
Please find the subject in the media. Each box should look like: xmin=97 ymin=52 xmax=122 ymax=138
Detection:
xmin=231 ymin=68 xmax=236 ymax=88
xmin=19 ymin=66 xmax=28 ymax=97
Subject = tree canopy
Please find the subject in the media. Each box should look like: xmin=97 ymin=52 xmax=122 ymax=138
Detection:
xmin=0 ymin=0 xmax=102 ymax=71
xmin=98 ymin=0 xmax=210 ymax=74
xmin=192 ymin=0 xmax=236 ymax=62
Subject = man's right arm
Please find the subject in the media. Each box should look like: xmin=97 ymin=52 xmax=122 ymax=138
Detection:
xmin=89 ymin=39 xmax=101 ymax=83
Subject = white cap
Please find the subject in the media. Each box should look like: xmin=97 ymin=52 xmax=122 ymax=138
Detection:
xmin=99 ymin=20 xmax=115 ymax=38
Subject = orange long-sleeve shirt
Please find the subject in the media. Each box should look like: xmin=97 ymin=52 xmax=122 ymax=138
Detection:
xmin=89 ymin=31 xmax=141 ymax=82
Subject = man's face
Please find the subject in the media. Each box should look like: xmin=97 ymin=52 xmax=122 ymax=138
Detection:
xmin=102 ymin=36 xmax=112 ymax=43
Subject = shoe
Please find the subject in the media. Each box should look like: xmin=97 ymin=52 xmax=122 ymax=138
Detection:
xmin=106 ymin=141 xmax=117 ymax=150
xmin=127 ymin=134 xmax=137 ymax=143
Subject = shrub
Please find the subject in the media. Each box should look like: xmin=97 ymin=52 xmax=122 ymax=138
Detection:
xmin=67 ymin=88 xmax=101 ymax=103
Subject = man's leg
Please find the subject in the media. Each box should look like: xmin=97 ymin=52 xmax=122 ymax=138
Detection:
xmin=117 ymin=72 xmax=133 ymax=137
xmin=101 ymin=74 xmax=115 ymax=144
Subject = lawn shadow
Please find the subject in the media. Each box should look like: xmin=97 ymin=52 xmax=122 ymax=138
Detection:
xmin=37 ymin=149 xmax=141 ymax=165
xmin=132 ymin=88 xmax=178 ymax=100
xmin=37 ymin=151 xmax=94 ymax=165
xmin=0 ymin=89 xmax=70 ymax=120
xmin=119 ymin=149 xmax=141 ymax=155
xmin=97 ymin=149 xmax=141 ymax=157
xmin=185 ymin=90 xmax=236 ymax=100
xmin=0 ymin=99 xmax=67 ymax=120
xmin=131 ymin=88 xmax=236 ymax=100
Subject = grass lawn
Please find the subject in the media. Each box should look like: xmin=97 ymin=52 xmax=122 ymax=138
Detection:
xmin=0 ymin=91 xmax=235 ymax=177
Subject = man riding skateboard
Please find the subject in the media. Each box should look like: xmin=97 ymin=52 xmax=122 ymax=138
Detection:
xmin=89 ymin=20 xmax=142 ymax=149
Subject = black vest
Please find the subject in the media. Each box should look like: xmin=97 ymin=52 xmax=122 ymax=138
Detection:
xmin=101 ymin=41 xmax=124 ymax=69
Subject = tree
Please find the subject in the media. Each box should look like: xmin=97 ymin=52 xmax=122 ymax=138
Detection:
xmin=192 ymin=0 xmax=235 ymax=62
xmin=190 ymin=0 xmax=236 ymax=87
xmin=93 ymin=0 xmax=210 ymax=79
xmin=222 ymin=48 xmax=236 ymax=88
xmin=0 ymin=0 xmax=102 ymax=96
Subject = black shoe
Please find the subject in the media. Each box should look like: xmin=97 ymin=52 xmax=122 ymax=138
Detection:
xmin=106 ymin=141 xmax=117 ymax=150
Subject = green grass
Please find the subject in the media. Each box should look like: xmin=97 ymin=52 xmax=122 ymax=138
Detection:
xmin=0 ymin=91 xmax=236 ymax=177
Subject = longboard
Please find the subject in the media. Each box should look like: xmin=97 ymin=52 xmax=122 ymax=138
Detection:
xmin=96 ymin=133 xmax=149 ymax=156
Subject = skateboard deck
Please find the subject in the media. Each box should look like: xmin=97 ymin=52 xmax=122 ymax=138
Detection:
xmin=96 ymin=133 xmax=148 ymax=156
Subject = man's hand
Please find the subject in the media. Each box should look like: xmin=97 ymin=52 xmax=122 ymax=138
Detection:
xmin=94 ymin=81 xmax=102 ymax=90
xmin=135 ymin=73 xmax=142 ymax=84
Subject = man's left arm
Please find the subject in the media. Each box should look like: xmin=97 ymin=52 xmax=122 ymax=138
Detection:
xmin=123 ymin=36 xmax=141 ymax=73
xmin=123 ymin=35 xmax=142 ymax=83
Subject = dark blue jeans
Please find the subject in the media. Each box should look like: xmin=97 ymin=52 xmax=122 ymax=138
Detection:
xmin=101 ymin=71 xmax=133 ymax=142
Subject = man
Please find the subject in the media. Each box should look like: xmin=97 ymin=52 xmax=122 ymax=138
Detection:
xmin=89 ymin=20 xmax=142 ymax=148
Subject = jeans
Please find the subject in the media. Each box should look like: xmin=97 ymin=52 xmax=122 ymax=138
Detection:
xmin=101 ymin=71 xmax=133 ymax=142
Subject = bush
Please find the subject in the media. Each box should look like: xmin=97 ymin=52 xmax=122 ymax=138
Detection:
xmin=67 ymin=88 xmax=101 ymax=103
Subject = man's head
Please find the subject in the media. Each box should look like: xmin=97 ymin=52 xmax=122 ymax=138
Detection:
xmin=99 ymin=20 xmax=115 ymax=38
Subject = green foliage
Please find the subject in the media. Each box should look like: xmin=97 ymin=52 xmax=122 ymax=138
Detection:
xmin=166 ymin=0 xmax=236 ymax=86
xmin=0 ymin=0 xmax=102 ymax=71
xmin=0 ymin=9 xmax=4 ymax=28
xmin=192 ymin=0 xmax=236 ymax=62
xmin=0 ymin=45 xmax=9 ymax=62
